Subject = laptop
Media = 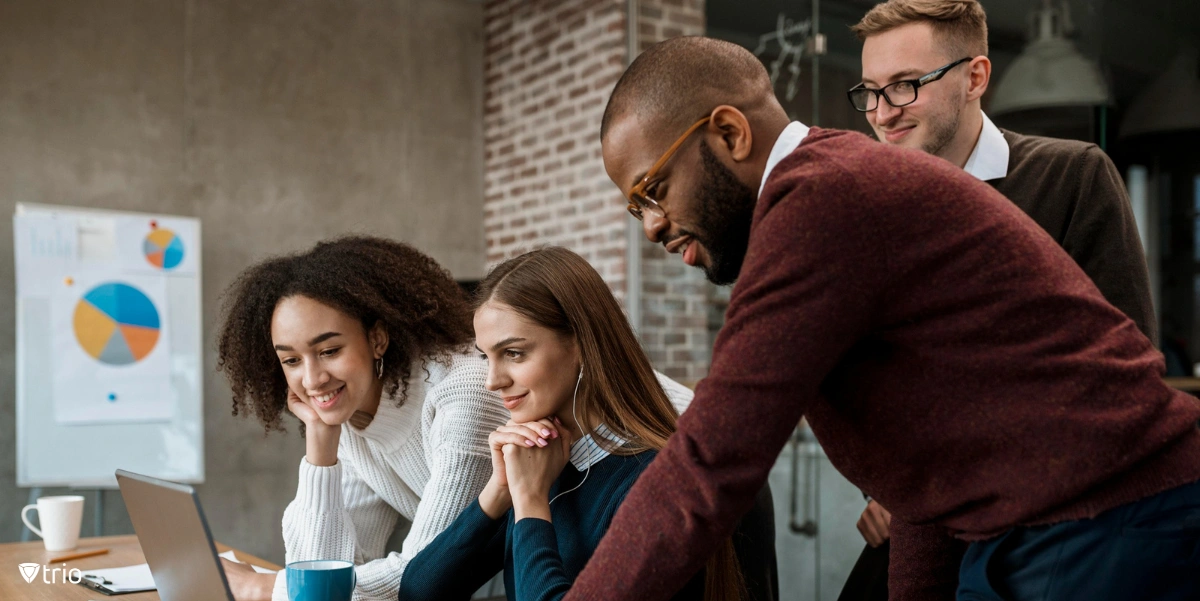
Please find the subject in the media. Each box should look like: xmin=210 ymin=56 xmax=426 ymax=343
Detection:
xmin=112 ymin=469 xmax=236 ymax=601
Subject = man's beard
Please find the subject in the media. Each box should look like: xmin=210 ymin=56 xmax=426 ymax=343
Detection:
xmin=920 ymin=92 xmax=964 ymax=157
xmin=690 ymin=140 xmax=759 ymax=286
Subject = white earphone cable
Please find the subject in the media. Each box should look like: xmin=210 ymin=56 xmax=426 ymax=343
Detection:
xmin=549 ymin=367 xmax=589 ymax=505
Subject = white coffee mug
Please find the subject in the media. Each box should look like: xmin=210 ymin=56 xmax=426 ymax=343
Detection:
xmin=21 ymin=495 xmax=85 ymax=552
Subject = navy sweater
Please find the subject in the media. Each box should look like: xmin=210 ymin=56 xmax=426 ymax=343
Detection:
xmin=399 ymin=450 xmax=708 ymax=601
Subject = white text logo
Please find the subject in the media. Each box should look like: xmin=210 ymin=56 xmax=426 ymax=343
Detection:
xmin=17 ymin=563 xmax=82 ymax=584
xmin=18 ymin=563 xmax=39 ymax=583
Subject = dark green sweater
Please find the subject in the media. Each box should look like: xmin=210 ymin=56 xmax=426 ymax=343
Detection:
xmin=400 ymin=450 xmax=773 ymax=601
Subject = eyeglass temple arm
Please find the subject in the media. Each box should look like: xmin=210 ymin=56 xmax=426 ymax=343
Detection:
xmin=918 ymin=57 xmax=972 ymax=86
xmin=638 ymin=116 xmax=712 ymax=187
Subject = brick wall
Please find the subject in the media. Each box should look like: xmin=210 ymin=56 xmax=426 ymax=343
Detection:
xmin=483 ymin=0 xmax=711 ymax=383
xmin=632 ymin=0 xmax=710 ymax=382
xmin=635 ymin=0 xmax=704 ymax=45
xmin=483 ymin=0 xmax=630 ymax=299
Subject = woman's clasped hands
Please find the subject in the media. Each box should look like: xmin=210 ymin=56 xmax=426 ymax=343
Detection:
xmin=478 ymin=417 xmax=574 ymax=522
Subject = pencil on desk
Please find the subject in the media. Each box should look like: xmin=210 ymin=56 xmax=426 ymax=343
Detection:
xmin=49 ymin=548 xmax=109 ymax=563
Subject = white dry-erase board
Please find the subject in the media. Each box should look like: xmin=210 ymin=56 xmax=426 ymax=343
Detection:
xmin=14 ymin=203 xmax=203 ymax=487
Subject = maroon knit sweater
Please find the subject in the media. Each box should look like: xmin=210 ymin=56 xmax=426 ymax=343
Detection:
xmin=565 ymin=128 xmax=1200 ymax=601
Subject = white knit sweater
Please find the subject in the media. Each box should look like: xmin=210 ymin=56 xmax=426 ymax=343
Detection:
xmin=271 ymin=351 xmax=693 ymax=601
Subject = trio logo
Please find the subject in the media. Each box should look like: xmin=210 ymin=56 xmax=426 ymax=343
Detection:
xmin=18 ymin=563 xmax=39 ymax=583
xmin=16 ymin=562 xmax=83 ymax=584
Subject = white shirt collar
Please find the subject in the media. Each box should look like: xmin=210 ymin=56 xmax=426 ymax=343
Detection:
xmin=963 ymin=112 xmax=1009 ymax=181
xmin=569 ymin=423 xmax=627 ymax=471
xmin=757 ymin=121 xmax=811 ymax=199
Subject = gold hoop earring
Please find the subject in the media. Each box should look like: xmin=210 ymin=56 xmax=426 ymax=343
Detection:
xmin=376 ymin=357 xmax=384 ymax=380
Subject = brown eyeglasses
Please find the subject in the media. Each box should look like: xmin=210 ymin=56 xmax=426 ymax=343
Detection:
xmin=626 ymin=116 xmax=712 ymax=221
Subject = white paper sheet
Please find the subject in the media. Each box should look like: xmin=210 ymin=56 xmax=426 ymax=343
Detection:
xmin=13 ymin=213 xmax=79 ymax=297
xmin=75 ymin=552 xmax=275 ymax=596
xmin=81 ymin=563 xmax=156 ymax=593
xmin=218 ymin=549 xmax=278 ymax=574
xmin=51 ymin=272 xmax=175 ymax=425
xmin=77 ymin=217 xmax=117 ymax=262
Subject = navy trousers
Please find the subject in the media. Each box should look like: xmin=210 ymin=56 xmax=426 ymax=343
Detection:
xmin=957 ymin=479 xmax=1200 ymax=600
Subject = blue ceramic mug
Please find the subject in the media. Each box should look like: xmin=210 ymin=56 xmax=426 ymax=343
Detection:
xmin=286 ymin=560 xmax=357 ymax=601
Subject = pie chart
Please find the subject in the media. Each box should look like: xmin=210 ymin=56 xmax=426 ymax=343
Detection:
xmin=143 ymin=228 xmax=184 ymax=270
xmin=73 ymin=283 xmax=161 ymax=366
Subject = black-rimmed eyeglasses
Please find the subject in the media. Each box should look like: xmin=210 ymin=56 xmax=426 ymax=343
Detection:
xmin=847 ymin=57 xmax=972 ymax=112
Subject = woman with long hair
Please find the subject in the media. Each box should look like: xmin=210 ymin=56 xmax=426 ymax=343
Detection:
xmin=400 ymin=246 xmax=775 ymax=601
xmin=213 ymin=236 xmax=512 ymax=601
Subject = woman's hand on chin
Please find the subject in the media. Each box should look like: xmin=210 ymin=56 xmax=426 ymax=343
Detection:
xmin=480 ymin=418 xmax=562 ymax=519
xmin=505 ymin=423 xmax=574 ymax=523
xmin=286 ymin=389 xmax=340 ymax=467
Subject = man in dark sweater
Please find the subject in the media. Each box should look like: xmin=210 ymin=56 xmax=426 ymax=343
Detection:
xmin=563 ymin=35 xmax=1200 ymax=601
xmin=841 ymin=2 xmax=1159 ymax=597
xmin=853 ymin=0 xmax=1154 ymax=339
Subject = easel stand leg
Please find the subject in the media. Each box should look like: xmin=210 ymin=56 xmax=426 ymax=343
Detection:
xmin=93 ymin=489 xmax=104 ymax=537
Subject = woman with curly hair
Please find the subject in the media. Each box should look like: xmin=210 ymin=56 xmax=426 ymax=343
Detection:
xmin=213 ymin=235 xmax=513 ymax=601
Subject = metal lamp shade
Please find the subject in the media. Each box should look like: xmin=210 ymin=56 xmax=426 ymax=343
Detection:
xmin=989 ymin=0 xmax=1112 ymax=116
xmin=990 ymin=38 xmax=1112 ymax=115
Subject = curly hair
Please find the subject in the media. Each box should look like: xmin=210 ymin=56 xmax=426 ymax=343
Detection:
xmin=216 ymin=235 xmax=474 ymax=433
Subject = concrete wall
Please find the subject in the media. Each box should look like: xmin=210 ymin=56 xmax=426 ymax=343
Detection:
xmin=0 ymin=0 xmax=484 ymax=564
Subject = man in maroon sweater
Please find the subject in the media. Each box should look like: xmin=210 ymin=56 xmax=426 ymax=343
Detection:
xmin=566 ymin=35 xmax=1200 ymax=601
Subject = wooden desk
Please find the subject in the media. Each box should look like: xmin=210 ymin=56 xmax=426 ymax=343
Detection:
xmin=0 ymin=535 xmax=280 ymax=600
xmin=1164 ymin=377 xmax=1200 ymax=393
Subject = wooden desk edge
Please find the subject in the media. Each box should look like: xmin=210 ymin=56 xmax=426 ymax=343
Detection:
xmin=2 ymin=534 xmax=281 ymax=571
xmin=0 ymin=535 xmax=280 ymax=600
xmin=1164 ymin=377 xmax=1200 ymax=392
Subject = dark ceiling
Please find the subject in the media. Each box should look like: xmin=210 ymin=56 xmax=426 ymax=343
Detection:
xmin=706 ymin=0 xmax=1200 ymax=105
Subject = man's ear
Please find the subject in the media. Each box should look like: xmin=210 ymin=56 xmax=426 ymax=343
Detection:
xmin=369 ymin=321 xmax=390 ymax=357
xmin=708 ymin=105 xmax=754 ymax=162
xmin=966 ymin=56 xmax=991 ymax=102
